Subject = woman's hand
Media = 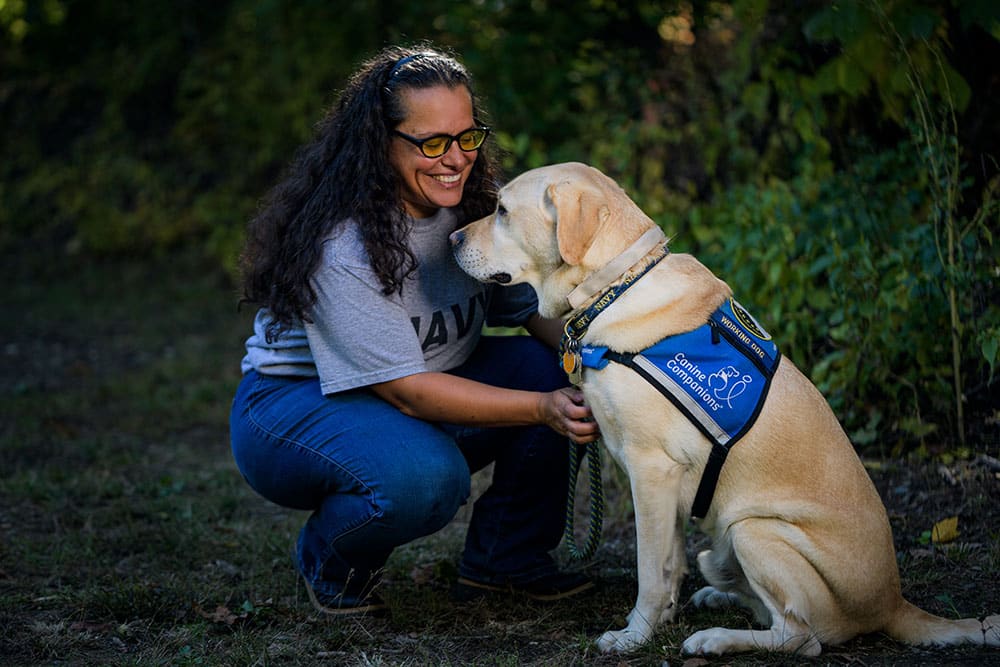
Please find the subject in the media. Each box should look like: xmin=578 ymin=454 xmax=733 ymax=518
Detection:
xmin=539 ymin=387 xmax=601 ymax=444
xmin=374 ymin=372 xmax=600 ymax=442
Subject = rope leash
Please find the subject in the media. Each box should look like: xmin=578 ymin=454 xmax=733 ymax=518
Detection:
xmin=563 ymin=438 xmax=604 ymax=561
xmin=558 ymin=235 xmax=669 ymax=562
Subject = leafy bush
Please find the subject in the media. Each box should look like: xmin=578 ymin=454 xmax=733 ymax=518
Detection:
xmin=672 ymin=132 xmax=997 ymax=452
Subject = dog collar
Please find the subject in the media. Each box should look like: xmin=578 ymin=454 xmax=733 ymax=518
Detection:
xmin=559 ymin=237 xmax=670 ymax=385
xmin=567 ymin=227 xmax=667 ymax=310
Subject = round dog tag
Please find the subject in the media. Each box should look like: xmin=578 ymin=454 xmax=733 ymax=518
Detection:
xmin=563 ymin=350 xmax=583 ymax=385
xmin=562 ymin=350 xmax=577 ymax=374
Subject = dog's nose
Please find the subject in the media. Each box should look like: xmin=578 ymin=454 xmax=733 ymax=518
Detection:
xmin=449 ymin=230 xmax=465 ymax=248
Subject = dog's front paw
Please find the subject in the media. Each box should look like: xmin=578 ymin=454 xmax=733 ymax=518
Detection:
xmin=597 ymin=627 xmax=651 ymax=653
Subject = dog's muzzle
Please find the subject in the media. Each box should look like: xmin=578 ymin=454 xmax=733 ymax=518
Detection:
xmin=449 ymin=229 xmax=512 ymax=284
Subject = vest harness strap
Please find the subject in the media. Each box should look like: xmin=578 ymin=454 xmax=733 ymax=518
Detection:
xmin=580 ymin=298 xmax=781 ymax=518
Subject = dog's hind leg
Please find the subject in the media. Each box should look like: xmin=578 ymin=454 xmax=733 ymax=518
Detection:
xmin=682 ymin=521 xmax=828 ymax=656
xmin=598 ymin=451 xmax=687 ymax=653
xmin=681 ymin=611 xmax=821 ymax=657
xmin=691 ymin=548 xmax=771 ymax=626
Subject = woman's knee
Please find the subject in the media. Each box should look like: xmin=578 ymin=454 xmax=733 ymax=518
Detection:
xmin=379 ymin=445 xmax=471 ymax=535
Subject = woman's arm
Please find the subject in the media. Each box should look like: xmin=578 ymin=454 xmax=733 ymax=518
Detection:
xmin=371 ymin=372 xmax=599 ymax=443
xmin=524 ymin=313 xmax=565 ymax=349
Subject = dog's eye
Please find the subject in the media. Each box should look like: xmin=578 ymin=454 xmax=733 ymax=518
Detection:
xmin=496 ymin=204 xmax=507 ymax=218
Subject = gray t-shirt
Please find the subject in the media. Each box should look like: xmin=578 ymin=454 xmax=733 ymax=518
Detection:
xmin=241 ymin=207 xmax=538 ymax=395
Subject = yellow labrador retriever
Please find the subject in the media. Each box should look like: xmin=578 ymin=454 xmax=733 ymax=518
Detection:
xmin=450 ymin=162 xmax=999 ymax=657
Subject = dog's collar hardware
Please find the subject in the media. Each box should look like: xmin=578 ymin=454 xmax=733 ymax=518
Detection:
xmin=559 ymin=237 xmax=670 ymax=385
xmin=567 ymin=227 xmax=668 ymax=310
xmin=562 ymin=337 xmax=584 ymax=386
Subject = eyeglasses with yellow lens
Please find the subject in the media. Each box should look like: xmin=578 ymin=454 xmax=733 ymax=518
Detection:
xmin=393 ymin=126 xmax=491 ymax=158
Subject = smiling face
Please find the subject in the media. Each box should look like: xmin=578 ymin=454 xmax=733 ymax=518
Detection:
xmin=389 ymin=85 xmax=478 ymax=219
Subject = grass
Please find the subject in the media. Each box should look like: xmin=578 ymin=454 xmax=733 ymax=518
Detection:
xmin=1 ymin=245 xmax=997 ymax=666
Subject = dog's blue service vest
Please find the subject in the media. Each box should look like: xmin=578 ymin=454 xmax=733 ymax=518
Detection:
xmin=580 ymin=298 xmax=781 ymax=518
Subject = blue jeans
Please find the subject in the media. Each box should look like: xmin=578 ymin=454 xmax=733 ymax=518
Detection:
xmin=230 ymin=336 xmax=575 ymax=604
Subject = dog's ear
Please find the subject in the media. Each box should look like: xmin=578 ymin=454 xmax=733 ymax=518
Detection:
xmin=548 ymin=180 xmax=610 ymax=265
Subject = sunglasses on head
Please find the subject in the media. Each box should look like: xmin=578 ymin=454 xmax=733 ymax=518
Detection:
xmin=393 ymin=126 xmax=491 ymax=158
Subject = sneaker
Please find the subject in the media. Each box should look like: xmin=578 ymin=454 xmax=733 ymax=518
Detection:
xmin=302 ymin=575 xmax=389 ymax=618
xmin=453 ymin=570 xmax=594 ymax=602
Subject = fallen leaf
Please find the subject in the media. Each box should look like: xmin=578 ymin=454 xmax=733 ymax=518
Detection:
xmin=682 ymin=659 xmax=710 ymax=667
xmin=195 ymin=604 xmax=246 ymax=625
xmin=931 ymin=516 xmax=959 ymax=544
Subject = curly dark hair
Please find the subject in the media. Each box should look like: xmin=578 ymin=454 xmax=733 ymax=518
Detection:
xmin=240 ymin=44 xmax=503 ymax=341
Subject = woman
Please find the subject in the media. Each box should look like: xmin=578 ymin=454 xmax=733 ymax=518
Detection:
xmin=230 ymin=45 xmax=600 ymax=616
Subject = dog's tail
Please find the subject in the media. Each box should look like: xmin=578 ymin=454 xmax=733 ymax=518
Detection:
xmin=883 ymin=600 xmax=999 ymax=647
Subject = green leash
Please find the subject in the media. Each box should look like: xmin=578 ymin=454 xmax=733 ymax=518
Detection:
xmin=564 ymin=438 xmax=604 ymax=561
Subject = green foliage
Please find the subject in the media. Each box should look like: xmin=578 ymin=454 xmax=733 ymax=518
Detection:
xmin=2 ymin=0 xmax=997 ymax=452
xmin=803 ymin=1 xmax=973 ymax=120
xmin=678 ymin=133 xmax=997 ymax=450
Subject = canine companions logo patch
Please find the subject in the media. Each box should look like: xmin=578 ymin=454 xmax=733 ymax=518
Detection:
xmin=580 ymin=298 xmax=780 ymax=447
